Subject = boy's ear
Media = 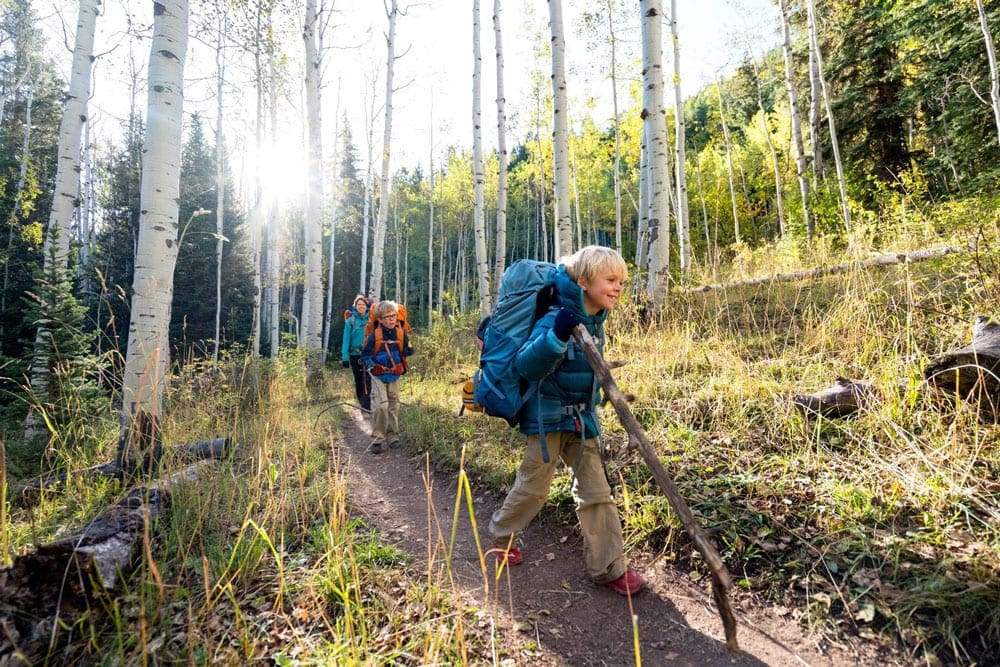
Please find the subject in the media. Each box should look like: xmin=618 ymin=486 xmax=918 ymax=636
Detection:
xmin=577 ymin=278 xmax=589 ymax=291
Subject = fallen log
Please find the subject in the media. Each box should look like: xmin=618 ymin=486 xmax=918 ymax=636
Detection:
xmin=13 ymin=437 xmax=230 ymax=507
xmin=923 ymin=316 xmax=1000 ymax=421
xmin=791 ymin=377 xmax=878 ymax=418
xmin=0 ymin=461 xmax=213 ymax=664
xmin=572 ymin=325 xmax=740 ymax=655
xmin=683 ymin=244 xmax=967 ymax=294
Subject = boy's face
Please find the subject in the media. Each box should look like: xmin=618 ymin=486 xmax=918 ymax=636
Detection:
xmin=579 ymin=269 xmax=625 ymax=315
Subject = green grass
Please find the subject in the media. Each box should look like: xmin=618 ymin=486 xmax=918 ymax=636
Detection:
xmin=4 ymin=217 xmax=1000 ymax=664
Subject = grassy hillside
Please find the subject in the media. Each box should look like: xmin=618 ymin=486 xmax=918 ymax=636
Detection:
xmin=3 ymin=217 xmax=999 ymax=664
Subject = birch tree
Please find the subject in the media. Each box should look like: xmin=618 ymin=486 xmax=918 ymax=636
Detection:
xmin=212 ymin=5 xmax=228 ymax=366
xmin=778 ymin=0 xmax=812 ymax=237
xmin=492 ymin=0 xmax=509 ymax=293
xmin=472 ymin=0 xmax=491 ymax=317
xmin=117 ymin=0 xmax=188 ymax=472
xmin=807 ymin=0 xmax=851 ymax=232
xmin=369 ymin=0 xmax=399 ymax=302
xmin=426 ymin=101 xmax=435 ymax=326
xmin=669 ymin=0 xmax=690 ymax=274
xmin=548 ymin=0 xmax=573 ymax=257
xmin=976 ymin=0 xmax=1000 ymax=146
xmin=24 ymin=0 xmax=100 ymax=443
xmin=640 ymin=0 xmax=672 ymax=303
xmin=267 ymin=28 xmax=281 ymax=357
xmin=301 ymin=0 xmax=324 ymax=355
xmin=715 ymin=73 xmax=741 ymax=244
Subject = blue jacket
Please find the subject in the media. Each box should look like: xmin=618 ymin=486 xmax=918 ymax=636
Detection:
xmin=514 ymin=265 xmax=605 ymax=438
xmin=360 ymin=324 xmax=413 ymax=383
xmin=341 ymin=308 xmax=369 ymax=361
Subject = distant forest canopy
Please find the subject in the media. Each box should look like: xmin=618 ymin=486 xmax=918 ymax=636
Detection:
xmin=0 ymin=0 xmax=998 ymax=403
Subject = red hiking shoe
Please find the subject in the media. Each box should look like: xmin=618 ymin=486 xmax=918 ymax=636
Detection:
xmin=494 ymin=546 xmax=523 ymax=566
xmin=604 ymin=570 xmax=643 ymax=595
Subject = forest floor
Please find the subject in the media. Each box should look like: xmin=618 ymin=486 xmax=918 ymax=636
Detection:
xmin=337 ymin=408 xmax=909 ymax=667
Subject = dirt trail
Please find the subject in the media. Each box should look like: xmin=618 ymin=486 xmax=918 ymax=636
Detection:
xmin=338 ymin=410 xmax=900 ymax=666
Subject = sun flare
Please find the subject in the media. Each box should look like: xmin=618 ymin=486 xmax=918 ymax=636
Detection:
xmin=256 ymin=139 xmax=307 ymax=207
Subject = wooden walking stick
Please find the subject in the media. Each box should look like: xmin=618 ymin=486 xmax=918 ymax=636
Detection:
xmin=573 ymin=325 xmax=740 ymax=655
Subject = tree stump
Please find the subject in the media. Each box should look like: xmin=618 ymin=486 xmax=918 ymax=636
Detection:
xmin=923 ymin=316 xmax=1000 ymax=421
xmin=791 ymin=377 xmax=878 ymax=418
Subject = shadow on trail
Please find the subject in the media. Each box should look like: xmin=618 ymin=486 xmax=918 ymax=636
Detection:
xmin=336 ymin=396 xmax=804 ymax=666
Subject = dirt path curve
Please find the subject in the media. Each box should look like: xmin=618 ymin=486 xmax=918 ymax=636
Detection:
xmin=338 ymin=410 xmax=899 ymax=666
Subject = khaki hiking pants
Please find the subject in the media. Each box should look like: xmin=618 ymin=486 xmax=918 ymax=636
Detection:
xmin=369 ymin=375 xmax=400 ymax=444
xmin=489 ymin=431 xmax=626 ymax=584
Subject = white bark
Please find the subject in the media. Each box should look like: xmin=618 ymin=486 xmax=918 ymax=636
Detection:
xmin=548 ymin=0 xmax=573 ymax=257
xmin=750 ymin=53 xmax=785 ymax=237
xmin=213 ymin=8 xmax=227 ymax=367
xmin=323 ymin=86 xmax=341 ymax=355
xmin=493 ymin=0 xmax=508 ymax=296
xmin=121 ymin=0 xmax=188 ymax=435
xmin=267 ymin=34 xmax=281 ymax=358
xmin=669 ymin=0 xmax=690 ymax=274
xmin=606 ymin=0 xmax=623 ymax=254
xmin=715 ymin=74 xmax=741 ymax=244
xmin=976 ymin=0 xmax=1000 ymax=147
xmin=807 ymin=0 xmax=851 ymax=232
xmin=25 ymin=0 xmax=100 ymax=443
xmin=808 ymin=43 xmax=825 ymax=180
xmin=369 ymin=0 xmax=398 ymax=302
xmin=427 ymin=100 xmax=435 ymax=326
xmin=778 ymin=0 xmax=812 ymax=238
xmin=641 ymin=0 xmax=672 ymax=303
xmin=472 ymin=0 xmax=491 ymax=318
xmin=301 ymin=0 xmax=324 ymax=352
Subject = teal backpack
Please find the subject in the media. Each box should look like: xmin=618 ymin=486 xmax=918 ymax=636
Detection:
xmin=473 ymin=259 xmax=559 ymax=428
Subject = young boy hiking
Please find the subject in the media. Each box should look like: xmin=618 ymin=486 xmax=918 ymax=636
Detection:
xmin=341 ymin=294 xmax=372 ymax=414
xmin=489 ymin=245 xmax=643 ymax=596
xmin=360 ymin=300 xmax=413 ymax=454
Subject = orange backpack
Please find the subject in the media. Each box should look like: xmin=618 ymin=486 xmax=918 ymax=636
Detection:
xmin=366 ymin=303 xmax=411 ymax=375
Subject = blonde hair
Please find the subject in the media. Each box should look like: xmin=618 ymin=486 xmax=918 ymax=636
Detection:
xmin=374 ymin=300 xmax=399 ymax=319
xmin=561 ymin=245 xmax=628 ymax=286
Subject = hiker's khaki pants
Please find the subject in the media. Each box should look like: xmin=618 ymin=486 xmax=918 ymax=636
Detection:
xmin=489 ymin=431 xmax=626 ymax=583
xmin=369 ymin=375 xmax=400 ymax=443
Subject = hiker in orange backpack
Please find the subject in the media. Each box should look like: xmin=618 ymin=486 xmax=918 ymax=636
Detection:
xmin=360 ymin=300 xmax=413 ymax=454
xmin=341 ymin=294 xmax=372 ymax=414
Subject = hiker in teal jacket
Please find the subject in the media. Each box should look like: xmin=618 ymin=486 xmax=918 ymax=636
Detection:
xmin=489 ymin=245 xmax=643 ymax=596
xmin=341 ymin=294 xmax=371 ymax=413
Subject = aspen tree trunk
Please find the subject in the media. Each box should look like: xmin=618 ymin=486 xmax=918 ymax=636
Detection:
xmin=360 ymin=69 xmax=379 ymax=296
xmin=78 ymin=119 xmax=94 ymax=288
xmin=640 ymin=0 xmax=673 ymax=304
xmin=715 ymin=74 xmax=741 ymax=244
xmin=472 ymin=0 xmax=492 ymax=318
xmin=606 ymin=0 xmax=623 ymax=254
xmin=750 ymin=54 xmax=785 ymax=237
xmin=635 ymin=124 xmax=648 ymax=268
xmin=25 ymin=0 xmax=100 ymax=444
xmin=323 ymin=89 xmax=341 ymax=355
xmin=669 ymin=0 xmax=690 ymax=274
xmin=118 ymin=0 xmax=188 ymax=472
xmin=808 ymin=39 xmax=825 ymax=180
xmin=427 ymin=102 xmax=435 ymax=326
xmin=977 ymin=0 xmax=1000 ymax=146
xmin=369 ymin=0 xmax=399 ymax=302
xmin=250 ymin=9 xmax=265 ymax=357
xmin=778 ymin=0 xmax=812 ymax=238
xmin=393 ymin=202 xmax=400 ymax=298
xmin=212 ymin=8 xmax=227 ymax=367
xmin=267 ymin=37 xmax=281 ymax=358
xmin=807 ymin=0 xmax=851 ymax=232
xmin=548 ymin=0 xmax=573 ymax=258
xmin=301 ymin=0 xmax=324 ymax=355
xmin=493 ymin=0 xmax=509 ymax=296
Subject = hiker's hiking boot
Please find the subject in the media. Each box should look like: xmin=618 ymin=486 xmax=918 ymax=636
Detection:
xmin=604 ymin=569 xmax=643 ymax=596
xmin=370 ymin=441 xmax=384 ymax=454
xmin=388 ymin=439 xmax=401 ymax=449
